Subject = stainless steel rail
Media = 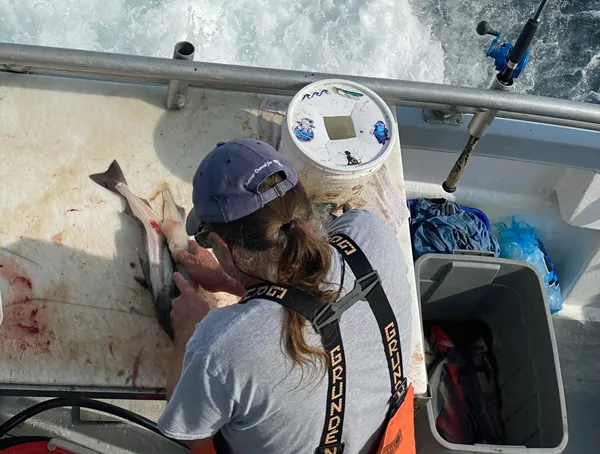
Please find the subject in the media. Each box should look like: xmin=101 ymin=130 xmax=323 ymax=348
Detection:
xmin=2 ymin=42 xmax=600 ymax=129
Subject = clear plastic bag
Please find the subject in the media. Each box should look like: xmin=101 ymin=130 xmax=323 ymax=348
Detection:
xmin=496 ymin=218 xmax=563 ymax=314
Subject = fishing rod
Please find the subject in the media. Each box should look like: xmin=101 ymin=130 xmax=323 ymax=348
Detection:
xmin=442 ymin=0 xmax=549 ymax=193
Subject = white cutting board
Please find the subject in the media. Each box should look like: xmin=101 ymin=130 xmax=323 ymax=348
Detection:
xmin=0 ymin=73 xmax=253 ymax=389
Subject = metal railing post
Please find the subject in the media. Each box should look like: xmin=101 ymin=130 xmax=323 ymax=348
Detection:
xmin=165 ymin=41 xmax=195 ymax=110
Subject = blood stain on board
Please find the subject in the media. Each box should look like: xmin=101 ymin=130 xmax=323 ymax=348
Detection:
xmin=12 ymin=296 xmax=32 ymax=305
xmin=117 ymin=369 xmax=125 ymax=377
xmin=126 ymin=348 xmax=144 ymax=388
xmin=0 ymin=257 xmax=56 ymax=358
xmin=0 ymin=258 xmax=33 ymax=305
xmin=16 ymin=323 xmax=39 ymax=334
xmin=51 ymin=232 xmax=63 ymax=246
xmin=13 ymin=276 xmax=32 ymax=289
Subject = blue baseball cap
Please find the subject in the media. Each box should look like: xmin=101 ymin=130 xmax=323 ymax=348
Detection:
xmin=185 ymin=139 xmax=299 ymax=234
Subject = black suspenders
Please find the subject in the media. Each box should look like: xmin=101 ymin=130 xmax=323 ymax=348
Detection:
xmin=240 ymin=234 xmax=407 ymax=454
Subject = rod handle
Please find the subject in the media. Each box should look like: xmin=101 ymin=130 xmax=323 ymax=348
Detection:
xmin=510 ymin=19 xmax=538 ymax=66
xmin=442 ymin=136 xmax=480 ymax=193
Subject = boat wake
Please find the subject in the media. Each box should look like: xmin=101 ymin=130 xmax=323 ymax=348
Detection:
xmin=1 ymin=0 xmax=598 ymax=102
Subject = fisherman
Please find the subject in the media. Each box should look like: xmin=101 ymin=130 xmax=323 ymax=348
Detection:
xmin=158 ymin=139 xmax=415 ymax=454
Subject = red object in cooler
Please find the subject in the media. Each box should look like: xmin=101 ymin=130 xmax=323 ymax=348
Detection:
xmin=0 ymin=441 xmax=75 ymax=454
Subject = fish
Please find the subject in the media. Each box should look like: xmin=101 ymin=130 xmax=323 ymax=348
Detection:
xmin=160 ymin=188 xmax=189 ymax=260
xmin=89 ymin=161 xmax=185 ymax=340
xmin=162 ymin=189 xmax=228 ymax=312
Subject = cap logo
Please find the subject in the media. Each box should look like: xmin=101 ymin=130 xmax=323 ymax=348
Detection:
xmin=245 ymin=159 xmax=283 ymax=187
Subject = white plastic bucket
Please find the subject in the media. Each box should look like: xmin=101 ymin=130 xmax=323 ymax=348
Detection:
xmin=280 ymin=79 xmax=398 ymax=205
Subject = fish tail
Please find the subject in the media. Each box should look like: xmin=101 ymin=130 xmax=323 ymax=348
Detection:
xmin=89 ymin=160 xmax=128 ymax=193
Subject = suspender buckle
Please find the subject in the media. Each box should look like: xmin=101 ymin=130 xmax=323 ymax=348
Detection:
xmin=315 ymin=442 xmax=345 ymax=454
xmin=312 ymin=270 xmax=381 ymax=334
xmin=389 ymin=377 xmax=409 ymax=417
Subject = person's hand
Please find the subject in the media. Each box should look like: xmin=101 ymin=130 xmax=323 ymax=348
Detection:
xmin=177 ymin=240 xmax=243 ymax=295
xmin=171 ymin=272 xmax=210 ymax=345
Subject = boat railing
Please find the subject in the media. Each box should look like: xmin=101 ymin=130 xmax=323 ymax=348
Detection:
xmin=1 ymin=42 xmax=600 ymax=132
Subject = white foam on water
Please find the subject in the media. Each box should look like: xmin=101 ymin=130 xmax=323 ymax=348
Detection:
xmin=0 ymin=0 xmax=446 ymax=83
xmin=570 ymin=52 xmax=600 ymax=103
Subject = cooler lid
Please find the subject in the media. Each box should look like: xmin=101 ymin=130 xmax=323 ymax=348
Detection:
xmin=286 ymin=79 xmax=397 ymax=172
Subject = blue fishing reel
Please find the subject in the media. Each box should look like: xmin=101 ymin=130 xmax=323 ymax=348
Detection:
xmin=477 ymin=21 xmax=529 ymax=79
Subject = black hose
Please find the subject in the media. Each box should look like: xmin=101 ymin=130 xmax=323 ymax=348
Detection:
xmin=0 ymin=397 xmax=188 ymax=449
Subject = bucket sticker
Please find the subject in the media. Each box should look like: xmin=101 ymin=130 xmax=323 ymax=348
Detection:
xmin=345 ymin=151 xmax=361 ymax=166
xmin=294 ymin=117 xmax=315 ymax=142
xmin=333 ymin=86 xmax=364 ymax=99
xmin=301 ymin=89 xmax=330 ymax=101
xmin=372 ymin=120 xmax=390 ymax=145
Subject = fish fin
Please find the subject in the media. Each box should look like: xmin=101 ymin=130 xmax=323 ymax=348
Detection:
xmin=162 ymin=188 xmax=186 ymax=218
xmin=89 ymin=160 xmax=127 ymax=193
xmin=133 ymin=276 xmax=150 ymax=290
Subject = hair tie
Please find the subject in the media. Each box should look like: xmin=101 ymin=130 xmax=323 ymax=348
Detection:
xmin=281 ymin=220 xmax=298 ymax=233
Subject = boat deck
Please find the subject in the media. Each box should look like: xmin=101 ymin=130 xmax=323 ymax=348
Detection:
xmin=1 ymin=64 xmax=600 ymax=452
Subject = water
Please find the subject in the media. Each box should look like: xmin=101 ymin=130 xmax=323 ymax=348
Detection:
xmin=1 ymin=0 xmax=598 ymax=102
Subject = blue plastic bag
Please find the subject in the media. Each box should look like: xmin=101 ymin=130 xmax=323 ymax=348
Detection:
xmin=496 ymin=219 xmax=563 ymax=314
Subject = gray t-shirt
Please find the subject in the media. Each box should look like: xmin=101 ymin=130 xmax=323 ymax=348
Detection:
xmin=158 ymin=209 xmax=412 ymax=454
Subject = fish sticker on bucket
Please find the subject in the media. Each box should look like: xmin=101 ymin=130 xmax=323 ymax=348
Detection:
xmin=345 ymin=151 xmax=361 ymax=166
xmin=294 ymin=117 xmax=315 ymax=142
xmin=372 ymin=120 xmax=389 ymax=145
xmin=301 ymin=89 xmax=330 ymax=101
xmin=333 ymin=86 xmax=364 ymax=99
